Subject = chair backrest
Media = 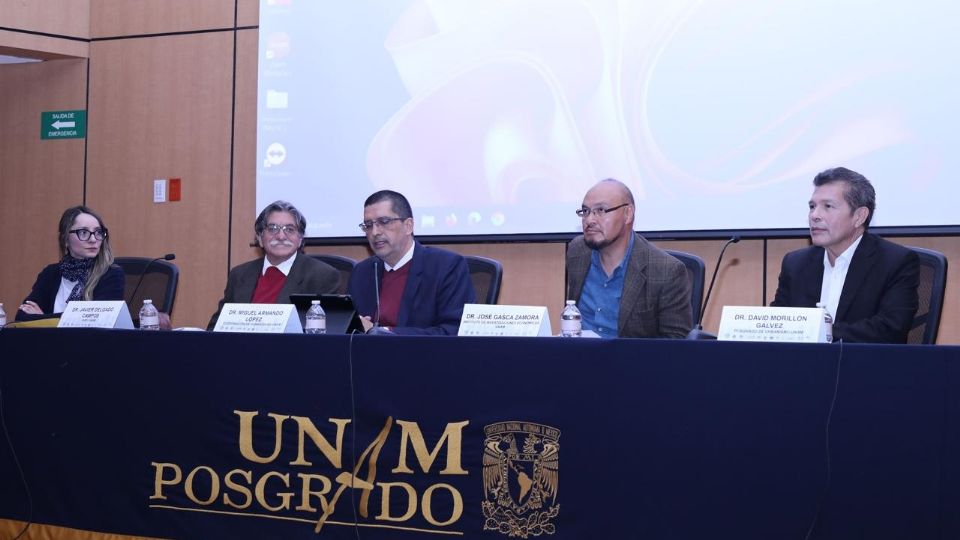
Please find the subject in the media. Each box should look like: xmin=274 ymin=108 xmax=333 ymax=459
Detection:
xmin=664 ymin=250 xmax=706 ymax=325
xmin=465 ymin=255 xmax=503 ymax=304
xmin=906 ymin=246 xmax=948 ymax=345
xmin=114 ymin=257 xmax=180 ymax=315
xmin=309 ymin=254 xmax=357 ymax=294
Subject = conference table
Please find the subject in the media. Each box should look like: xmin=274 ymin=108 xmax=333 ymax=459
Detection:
xmin=0 ymin=328 xmax=958 ymax=539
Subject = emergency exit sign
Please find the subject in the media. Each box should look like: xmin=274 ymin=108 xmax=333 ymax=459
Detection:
xmin=41 ymin=110 xmax=86 ymax=139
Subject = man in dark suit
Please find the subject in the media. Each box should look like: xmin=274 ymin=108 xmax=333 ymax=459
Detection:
xmin=207 ymin=201 xmax=340 ymax=330
xmin=347 ymin=190 xmax=475 ymax=335
xmin=771 ymin=167 xmax=919 ymax=343
xmin=566 ymin=179 xmax=691 ymax=338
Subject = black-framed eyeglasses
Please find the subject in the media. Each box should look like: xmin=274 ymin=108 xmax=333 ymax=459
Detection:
xmin=575 ymin=203 xmax=630 ymax=218
xmin=70 ymin=228 xmax=106 ymax=241
xmin=263 ymin=224 xmax=301 ymax=236
xmin=359 ymin=216 xmax=405 ymax=232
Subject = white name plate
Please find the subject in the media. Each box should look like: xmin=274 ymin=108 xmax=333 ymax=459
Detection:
xmin=213 ymin=303 xmax=302 ymax=334
xmin=718 ymin=306 xmax=826 ymax=343
xmin=58 ymin=301 xmax=134 ymax=329
xmin=459 ymin=304 xmax=552 ymax=337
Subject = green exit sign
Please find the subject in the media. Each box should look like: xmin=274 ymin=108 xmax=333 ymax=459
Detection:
xmin=41 ymin=110 xmax=86 ymax=140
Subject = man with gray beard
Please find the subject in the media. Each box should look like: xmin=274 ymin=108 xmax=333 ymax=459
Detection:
xmin=207 ymin=200 xmax=339 ymax=330
xmin=565 ymin=179 xmax=692 ymax=338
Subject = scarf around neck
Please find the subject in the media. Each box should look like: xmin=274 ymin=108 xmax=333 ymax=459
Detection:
xmin=59 ymin=255 xmax=95 ymax=301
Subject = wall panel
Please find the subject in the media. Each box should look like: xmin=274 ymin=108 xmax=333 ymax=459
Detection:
xmin=90 ymin=0 xmax=235 ymax=38
xmin=86 ymin=33 xmax=234 ymax=328
xmin=230 ymin=29 xmax=260 ymax=272
xmin=0 ymin=0 xmax=90 ymax=38
xmin=0 ymin=59 xmax=87 ymax=314
xmin=237 ymin=0 xmax=259 ymax=28
xmin=0 ymin=31 xmax=88 ymax=59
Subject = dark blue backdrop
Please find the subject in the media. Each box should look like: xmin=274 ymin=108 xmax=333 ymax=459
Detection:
xmin=0 ymin=329 xmax=957 ymax=539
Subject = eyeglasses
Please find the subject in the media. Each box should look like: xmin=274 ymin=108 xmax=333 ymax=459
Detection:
xmin=70 ymin=228 xmax=106 ymax=241
xmin=359 ymin=216 xmax=405 ymax=232
xmin=263 ymin=224 xmax=301 ymax=236
xmin=575 ymin=203 xmax=630 ymax=218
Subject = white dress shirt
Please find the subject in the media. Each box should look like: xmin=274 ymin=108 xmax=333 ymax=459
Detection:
xmin=819 ymin=234 xmax=864 ymax=321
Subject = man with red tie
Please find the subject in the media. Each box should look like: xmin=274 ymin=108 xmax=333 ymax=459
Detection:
xmin=207 ymin=201 xmax=340 ymax=330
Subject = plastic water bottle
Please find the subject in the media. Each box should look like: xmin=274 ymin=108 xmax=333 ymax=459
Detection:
xmin=560 ymin=300 xmax=582 ymax=337
xmin=816 ymin=302 xmax=833 ymax=343
xmin=139 ymin=299 xmax=160 ymax=330
xmin=0 ymin=303 xmax=6 ymax=329
xmin=305 ymin=300 xmax=326 ymax=334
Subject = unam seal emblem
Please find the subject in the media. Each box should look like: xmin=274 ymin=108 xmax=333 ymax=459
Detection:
xmin=482 ymin=422 xmax=560 ymax=537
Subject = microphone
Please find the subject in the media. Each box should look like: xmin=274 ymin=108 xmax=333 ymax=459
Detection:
xmin=367 ymin=260 xmax=393 ymax=335
xmin=373 ymin=260 xmax=381 ymax=327
xmin=128 ymin=253 xmax=175 ymax=310
xmin=687 ymin=236 xmax=740 ymax=340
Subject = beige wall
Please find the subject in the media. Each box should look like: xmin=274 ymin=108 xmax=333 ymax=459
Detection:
xmin=1 ymin=2 xmax=957 ymax=342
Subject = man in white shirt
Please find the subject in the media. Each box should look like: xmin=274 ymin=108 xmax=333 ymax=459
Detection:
xmin=771 ymin=167 xmax=920 ymax=343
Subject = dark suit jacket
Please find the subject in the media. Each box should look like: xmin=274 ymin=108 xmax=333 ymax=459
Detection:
xmin=16 ymin=263 xmax=125 ymax=321
xmin=771 ymin=233 xmax=919 ymax=343
xmin=566 ymin=233 xmax=692 ymax=338
xmin=347 ymin=241 xmax=476 ymax=335
xmin=207 ymin=254 xmax=340 ymax=330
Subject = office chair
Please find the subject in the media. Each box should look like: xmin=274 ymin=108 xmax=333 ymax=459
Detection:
xmin=906 ymin=246 xmax=948 ymax=345
xmin=664 ymin=250 xmax=706 ymax=325
xmin=115 ymin=257 xmax=180 ymax=315
xmin=464 ymin=255 xmax=503 ymax=305
xmin=310 ymin=254 xmax=357 ymax=294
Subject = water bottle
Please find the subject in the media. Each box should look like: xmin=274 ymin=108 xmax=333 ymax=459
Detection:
xmin=560 ymin=300 xmax=582 ymax=337
xmin=0 ymin=303 xmax=6 ymax=329
xmin=139 ymin=299 xmax=160 ymax=330
xmin=816 ymin=302 xmax=833 ymax=343
xmin=305 ymin=300 xmax=326 ymax=334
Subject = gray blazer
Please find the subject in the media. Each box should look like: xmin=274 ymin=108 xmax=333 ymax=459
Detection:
xmin=207 ymin=254 xmax=340 ymax=330
xmin=566 ymin=233 xmax=692 ymax=338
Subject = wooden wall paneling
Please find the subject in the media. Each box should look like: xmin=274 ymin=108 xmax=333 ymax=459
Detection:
xmin=237 ymin=0 xmax=259 ymax=28
xmin=0 ymin=59 xmax=87 ymax=313
xmin=86 ymin=34 xmax=234 ymax=328
xmin=230 ymin=28 xmax=261 ymax=271
xmin=90 ymin=0 xmax=235 ymax=38
xmin=0 ymin=0 xmax=90 ymax=38
xmin=0 ymin=30 xmax=89 ymax=59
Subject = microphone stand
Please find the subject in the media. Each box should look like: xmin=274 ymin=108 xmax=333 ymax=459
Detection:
xmin=687 ymin=237 xmax=739 ymax=340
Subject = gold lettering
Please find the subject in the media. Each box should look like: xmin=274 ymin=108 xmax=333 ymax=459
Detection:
xmin=295 ymin=473 xmax=332 ymax=512
xmin=289 ymin=416 xmax=351 ymax=468
xmin=185 ymin=466 xmax=220 ymax=506
xmin=223 ymin=469 xmax=253 ymax=509
xmin=375 ymin=482 xmax=417 ymax=522
xmin=150 ymin=462 xmax=182 ymax=500
xmin=255 ymin=471 xmax=293 ymax=511
xmin=235 ymin=410 xmax=289 ymax=464
xmin=317 ymin=417 xmax=393 ymax=533
xmin=421 ymin=483 xmax=464 ymax=527
xmin=392 ymin=420 xmax=469 ymax=475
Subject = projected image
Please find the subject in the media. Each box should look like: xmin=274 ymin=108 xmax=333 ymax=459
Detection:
xmin=258 ymin=0 xmax=959 ymax=237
